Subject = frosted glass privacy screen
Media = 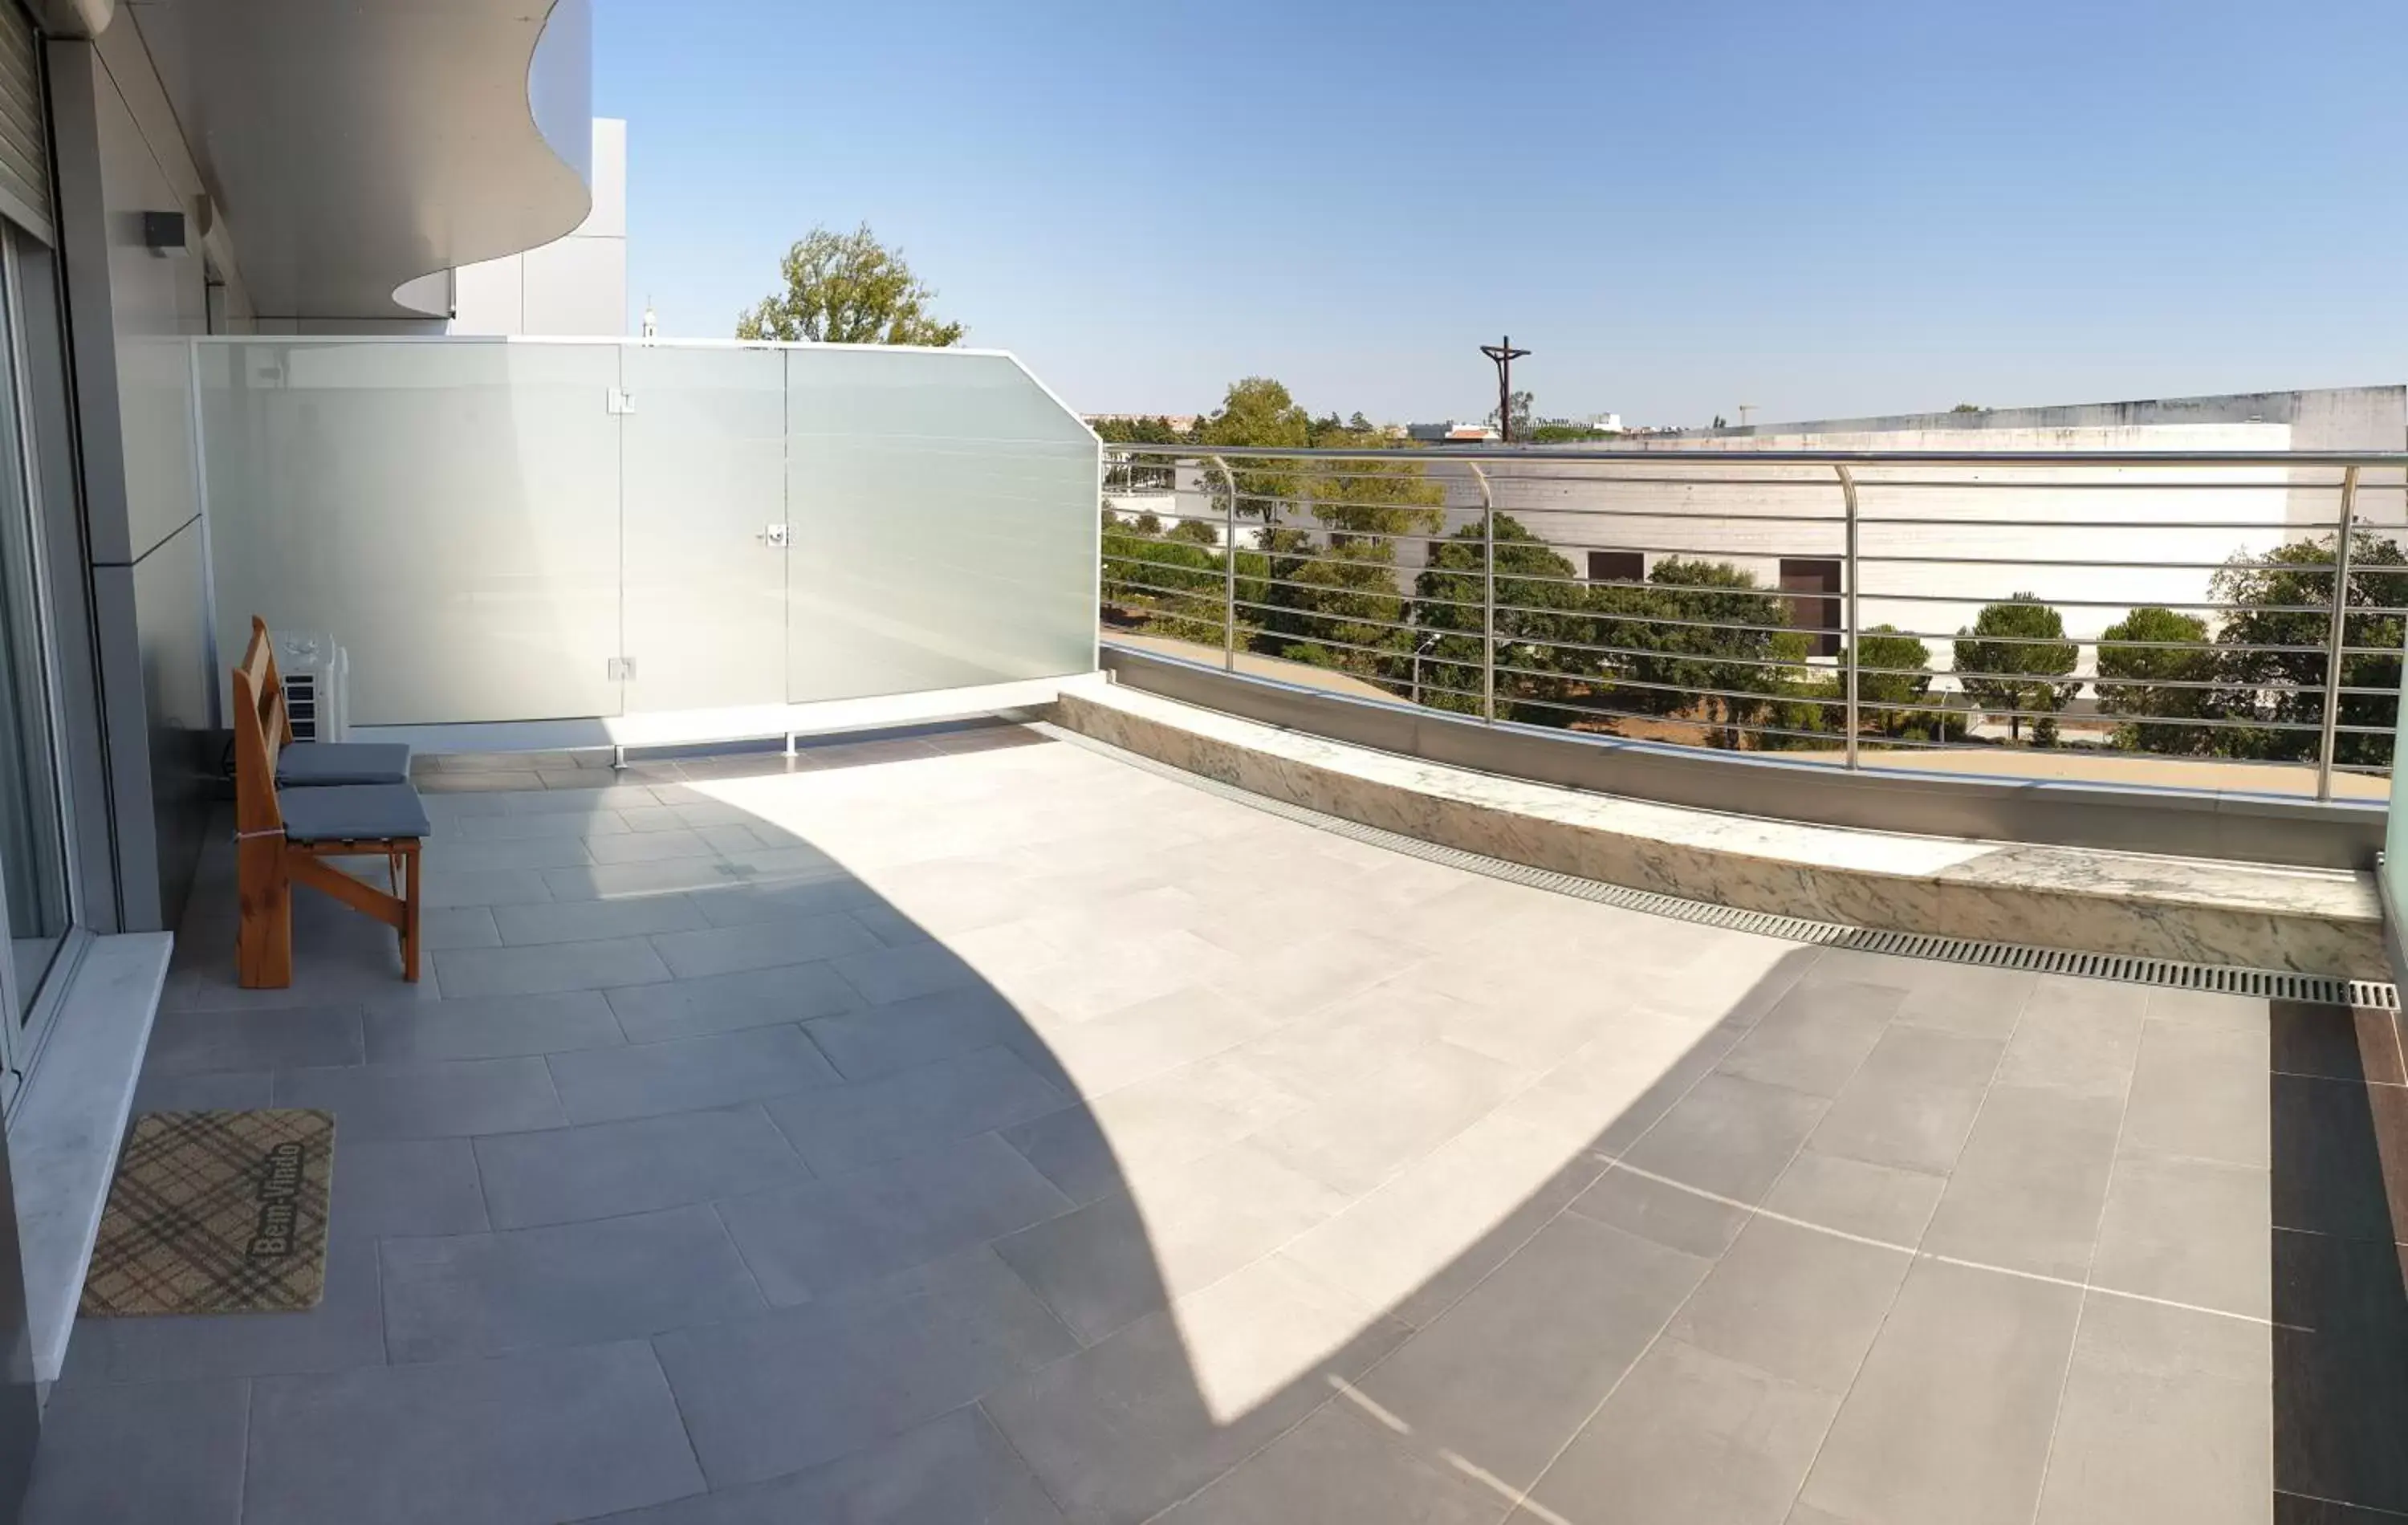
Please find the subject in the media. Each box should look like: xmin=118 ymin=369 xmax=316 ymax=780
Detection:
xmin=196 ymin=338 xmax=1100 ymax=730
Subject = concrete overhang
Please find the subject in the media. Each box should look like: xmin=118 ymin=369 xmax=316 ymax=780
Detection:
xmin=122 ymin=0 xmax=593 ymax=321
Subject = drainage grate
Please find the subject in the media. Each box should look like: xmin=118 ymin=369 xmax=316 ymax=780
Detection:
xmin=1039 ymin=722 xmax=2399 ymax=1011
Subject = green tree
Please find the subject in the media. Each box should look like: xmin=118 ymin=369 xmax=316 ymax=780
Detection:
xmin=734 ymin=223 xmax=964 ymax=345
xmin=1487 ymin=388 xmax=1534 ymax=441
xmin=1950 ymin=402 xmax=1987 ymax=414
xmin=1622 ymin=559 xmax=1798 ymax=749
xmin=2095 ymin=607 xmax=2218 ymax=754
xmin=1845 ymin=625 xmax=1934 ymax=738
xmin=2211 ymin=533 xmax=2406 ymax=767
xmin=1409 ymin=514 xmax=1597 ymax=723
xmin=1953 ymin=595 xmax=2081 ymax=744
xmin=1100 ymin=521 xmax=1222 ymax=645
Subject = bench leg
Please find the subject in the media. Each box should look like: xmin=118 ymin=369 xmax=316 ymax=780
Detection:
xmin=236 ymin=836 xmax=293 ymax=989
xmin=401 ymin=843 xmax=421 ymax=983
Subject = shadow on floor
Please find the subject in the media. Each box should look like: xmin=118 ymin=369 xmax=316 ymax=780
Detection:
xmin=2270 ymin=1001 xmax=2408 ymax=1522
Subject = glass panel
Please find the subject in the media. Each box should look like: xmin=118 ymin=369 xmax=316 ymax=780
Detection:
xmin=620 ymin=344 xmax=786 ymax=712
xmin=0 ymin=250 xmax=66 ymax=1020
xmin=786 ymin=348 xmax=1097 ymax=703
xmin=197 ymin=340 xmax=624 ymax=726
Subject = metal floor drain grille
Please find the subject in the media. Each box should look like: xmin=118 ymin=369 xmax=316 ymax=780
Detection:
xmin=1041 ymin=721 xmax=2398 ymax=1011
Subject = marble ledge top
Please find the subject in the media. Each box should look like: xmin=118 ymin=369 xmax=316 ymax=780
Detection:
xmin=1054 ymin=676 xmax=2379 ymax=930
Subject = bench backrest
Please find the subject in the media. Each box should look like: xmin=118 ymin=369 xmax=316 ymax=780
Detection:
xmin=241 ymin=616 xmax=296 ymax=746
xmin=232 ymin=630 xmax=283 ymax=838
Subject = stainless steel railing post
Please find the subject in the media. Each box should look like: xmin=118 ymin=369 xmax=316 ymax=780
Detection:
xmin=1836 ymin=465 xmax=1861 ymax=768
xmin=1212 ymin=455 xmax=1235 ymax=673
xmin=2316 ymin=465 xmax=2361 ymax=800
xmin=1471 ymin=463 xmax=1496 ymax=722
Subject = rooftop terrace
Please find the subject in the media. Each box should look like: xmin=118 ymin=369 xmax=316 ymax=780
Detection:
xmin=22 ymin=720 xmax=2407 ymax=1524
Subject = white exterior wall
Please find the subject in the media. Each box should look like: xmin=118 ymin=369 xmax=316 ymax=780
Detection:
xmin=448 ymin=117 xmax=626 ymax=336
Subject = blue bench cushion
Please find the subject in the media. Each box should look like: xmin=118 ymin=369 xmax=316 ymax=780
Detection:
xmin=276 ymin=741 xmax=413 ymax=787
xmin=278 ymin=783 xmax=429 ymax=844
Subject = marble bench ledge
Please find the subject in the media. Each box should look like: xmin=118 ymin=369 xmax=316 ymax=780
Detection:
xmin=1047 ymin=677 xmax=2386 ymax=982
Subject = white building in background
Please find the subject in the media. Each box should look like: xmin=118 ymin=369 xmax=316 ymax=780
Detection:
xmin=449 ymin=116 xmax=626 ymax=336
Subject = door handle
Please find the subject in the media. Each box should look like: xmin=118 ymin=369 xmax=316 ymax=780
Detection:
xmin=757 ymin=524 xmax=791 ymax=547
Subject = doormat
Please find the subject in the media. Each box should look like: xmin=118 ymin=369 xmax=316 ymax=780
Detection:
xmin=79 ymin=1109 xmax=334 ymax=1317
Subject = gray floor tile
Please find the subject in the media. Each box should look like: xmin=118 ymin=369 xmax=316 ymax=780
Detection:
xmin=994 ymin=1137 xmax=1348 ymax=1344
xmin=1274 ymin=1110 xmax=1609 ymax=1332
xmin=832 ymin=940 xmax=986 ymax=1005
xmin=2035 ymin=1295 xmax=2271 ymax=1525
xmin=22 ymin=1376 xmax=248 ymax=1525
xmin=273 ymin=1055 xmax=565 ymax=1140
xmin=2146 ymin=986 xmax=2270 ymax=1031
xmin=1040 ymin=984 xmax=1287 ymax=1098
xmin=652 ymin=913 xmax=884 ymax=980
xmin=363 ymin=989 xmax=627 ymax=1062
xmin=1892 ymin=962 xmax=2036 ymax=1039
xmin=2270 ymin=1074 xmax=2408 ymax=1243
xmin=804 ymin=985 xmax=1035 ymax=1082
xmin=1715 ymin=979 xmax=1901 ymax=1099
xmin=491 ymin=894 xmax=709 ymax=946
xmin=1669 ymin=1216 xmax=1913 ymax=1394
xmin=688 ymin=876 xmax=881 ymax=929
xmin=1995 ymin=977 xmax=2146 ymax=1098
xmin=245 ymin=1341 xmax=704 ymax=1524
xmin=474 ymin=807 xmax=631 ymax=840
xmin=329 ymin=1137 xmax=490 ymax=1240
xmin=1528 ymin=1336 xmax=1841 ymax=1525
xmin=475 ymin=1104 xmax=808 ymax=1229
xmin=2089 ymin=1153 xmax=2271 ymax=1320
xmin=844 ymin=902 xmax=935 ymax=949
xmin=142 ymin=1002 xmax=364 ymax=1076
xmin=653 ymin=1250 xmax=1080 ymax=1490
xmin=381 ymin=1204 xmax=765 ymax=1362
xmin=1796 ymin=1259 xmax=2083 ymax=1525
xmin=999 ymin=1052 xmax=1313 ymax=1207
xmin=1807 ymin=1024 xmax=2003 ymax=1176
xmin=1568 ymin=1161 xmax=1751 ymax=1259
xmin=1249 ymin=1037 xmax=1529 ymax=1195
xmin=1620 ymin=1072 xmax=1831 ymax=1206
xmin=984 ymin=1255 xmax=1411 ymax=1525
xmin=133 ymin=1068 xmax=275 ymax=1112
xmin=546 ymin=857 xmax=756 ymax=901
xmin=2271 ymin=1230 xmax=2408 ymax=1514
xmin=435 ymin=937 xmax=674 ymax=998
xmin=2271 ymin=1001 xmax=2405 ymax=1086
xmin=421 ymin=905 xmax=502 ymax=950
xmin=714 ymin=1134 xmax=1072 ymax=1303
xmin=592 ymin=1407 xmax=1066 ymax=1524
xmin=605 ymin=962 xmax=860 ymax=1043
xmin=61 ymin=1231 xmax=384 ymax=1384
xmin=582 ymin=829 xmax=726 ymax=865
xmin=1158 ymin=1405 xmax=1501 ymax=1525
xmin=763 ymin=1044 xmax=1068 ymax=1173
xmin=422 ymin=868 xmax=556 ymax=909
xmin=547 ymin=1023 xmax=840 ymax=1124
xmin=2121 ymin=1019 xmax=2272 ymax=1169
xmin=1763 ymin=1149 xmax=1946 ymax=1246
xmin=421 ymin=834 xmax=599 ymax=875
xmin=1921 ymin=1081 xmax=2125 ymax=1281
xmin=1357 ymin=1211 xmax=1714 ymax=1491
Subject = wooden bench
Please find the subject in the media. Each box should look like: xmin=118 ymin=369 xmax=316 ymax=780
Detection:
xmin=232 ymin=634 xmax=429 ymax=988
xmin=242 ymin=616 xmax=413 ymax=787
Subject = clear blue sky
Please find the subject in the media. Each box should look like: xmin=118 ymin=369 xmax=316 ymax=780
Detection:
xmin=595 ymin=0 xmax=2405 ymax=429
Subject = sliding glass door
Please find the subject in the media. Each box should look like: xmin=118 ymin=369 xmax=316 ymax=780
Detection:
xmin=0 ymin=226 xmax=70 ymax=1044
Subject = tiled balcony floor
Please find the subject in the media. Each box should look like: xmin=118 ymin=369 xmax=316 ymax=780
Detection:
xmin=26 ymin=721 xmax=2408 ymax=1523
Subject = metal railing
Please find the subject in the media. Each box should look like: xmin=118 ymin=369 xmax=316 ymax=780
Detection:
xmin=1094 ymin=444 xmax=2408 ymax=803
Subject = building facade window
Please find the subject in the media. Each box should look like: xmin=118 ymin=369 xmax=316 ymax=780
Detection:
xmin=1587 ymin=550 xmax=1645 ymax=586
xmin=1780 ymin=558 xmax=1843 ymax=657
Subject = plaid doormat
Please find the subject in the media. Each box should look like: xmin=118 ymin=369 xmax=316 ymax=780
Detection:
xmin=79 ymin=1109 xmax=335 ymax=1317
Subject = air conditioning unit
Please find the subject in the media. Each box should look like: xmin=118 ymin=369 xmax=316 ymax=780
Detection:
xmin=272 ymin=630 xmax=349 ymax=743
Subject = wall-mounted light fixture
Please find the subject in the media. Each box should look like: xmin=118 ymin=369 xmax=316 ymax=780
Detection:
xmin=141 ymin=209 xmax=186 ymax=257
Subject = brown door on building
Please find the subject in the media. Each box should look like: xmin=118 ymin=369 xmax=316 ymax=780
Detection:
xmin=1780 ymin=558 xmax=1843 ymax=657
